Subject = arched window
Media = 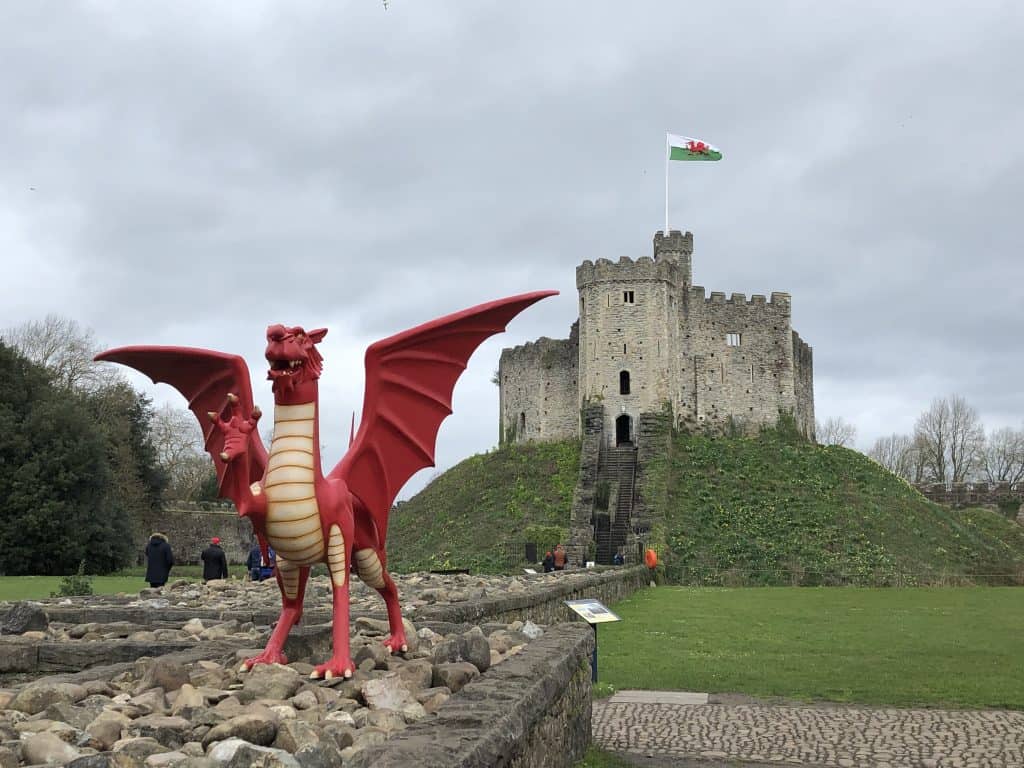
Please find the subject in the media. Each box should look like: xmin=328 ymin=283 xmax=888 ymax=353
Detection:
xmin=520 ymin=411 xmax=526 ymax=434
xmin=619 ymin=370 xmax=631 ymax=395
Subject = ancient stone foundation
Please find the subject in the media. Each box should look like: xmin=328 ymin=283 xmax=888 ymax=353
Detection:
xmin=1 ymin=566 xmax=645 ymax=766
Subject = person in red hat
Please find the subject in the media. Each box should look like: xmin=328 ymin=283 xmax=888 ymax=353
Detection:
xmin=201 ymin=536 xmax=229 ymax=583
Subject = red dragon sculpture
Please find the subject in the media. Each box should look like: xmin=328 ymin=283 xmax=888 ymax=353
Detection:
xmin=96 ymin=290 xmax=557 ymax=679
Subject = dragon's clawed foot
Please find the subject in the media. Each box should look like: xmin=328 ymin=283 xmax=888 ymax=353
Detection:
xmin=310 ymin=656 xmax=354 ymax=680
xmin=382 ymin=633 xmax=408 ymax=655
xmin=239 ymin=649 xmax=289 ymax=673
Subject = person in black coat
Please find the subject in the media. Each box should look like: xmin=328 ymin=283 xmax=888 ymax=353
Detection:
xmin=144 ymin=532 xmax=174 ymax=588
xmin=201 ymin=537 xmax=229 ymax=582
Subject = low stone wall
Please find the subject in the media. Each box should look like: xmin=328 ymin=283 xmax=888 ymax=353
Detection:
xmin=349 ymin=623 xmax=594 ymax=768
xmin=416 ymin=566 xmax=648 ymax=626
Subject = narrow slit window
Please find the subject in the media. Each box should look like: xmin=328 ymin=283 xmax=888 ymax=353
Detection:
xmin=623 ymin=343 xmax=627 ymax=355
xmin=726 ymin=332 xmax=741 ymax=347
xmin=623 ymin=290 xmax=635 ymax=305
xmin=619 ymin=370 xmax=631 ymax=395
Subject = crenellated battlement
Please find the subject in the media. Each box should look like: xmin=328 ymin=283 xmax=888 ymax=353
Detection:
xmin=688 ymin=286 xmax=790 ymax=308
xmin=576 ymin=253 xmax=682 ymax=288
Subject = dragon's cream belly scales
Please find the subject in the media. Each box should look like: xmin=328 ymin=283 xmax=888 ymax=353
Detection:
xmin=265 ymin=403 xmax=324 ymax=566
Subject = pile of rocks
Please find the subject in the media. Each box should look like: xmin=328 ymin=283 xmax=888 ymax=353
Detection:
xmin=0 ymin=612 xmax=544 ymax=767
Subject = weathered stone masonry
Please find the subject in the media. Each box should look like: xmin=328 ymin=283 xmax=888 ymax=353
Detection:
xmin=499 ymin=230 xmax=815 ymax=446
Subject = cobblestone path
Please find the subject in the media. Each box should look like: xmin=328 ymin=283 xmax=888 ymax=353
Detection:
xmin=592 ymin=692 xmax=1024 ymax=767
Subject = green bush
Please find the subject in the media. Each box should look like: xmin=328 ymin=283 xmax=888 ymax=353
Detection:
xmin=51 ymin=561 xmax=94 ymax=597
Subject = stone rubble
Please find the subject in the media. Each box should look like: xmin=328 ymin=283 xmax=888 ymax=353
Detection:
xmin=0 ymin=574 xmax=550 ymax=766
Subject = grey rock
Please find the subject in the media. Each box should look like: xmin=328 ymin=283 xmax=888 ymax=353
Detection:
xmin=458 ymin=628 xmax=491 ymax=673
xmin=112 ymin=736 xmax=171 ymax=759
xmin=521 ymin=620 xmax=544 ymax=639
xmin=390 ymin=658 xmax=433 ymax=693
xmin=9 ymin=681 xmax=87 ymax=714
xmin=294 ymin=743 xmax=343 ymax=768
xmin=171 ymin=684 xmax=205 ymax=715
xmin=130 ymin=688 xmax=170 ymax=715
xmin=353 ymin=643 xmax=389 ymax=670
xmin=242 ymin=665 xmax=302 ymax=701
xmin=360 ymin=675 xmax=414 ymax=711
xmin=22 ymin=730 xmax=82 ymax=764
xmin=431 ymin=661 xmax=479 ymax=693
xmin=365 ymin=709 xmax=405 ymax=733
xmin=67 ymin=755 xmax=138 ymax=768
xmin=37 ymin=701 xmax=97 ymax=730
xmin=420 ymin=689 xmax=449 ymax=714
xmin=319 ymin=724 xmax=355 ymax=750
xmin=1 ymin=601 xmax=49 ymax=635
xmin=225 ymin=743 xmax=300 ymax=768
xmin=0 ymin=637 xmax=36 ymax=673
xmin=0 ymin=746 xmax=14 ymax=768
xmin=135 ymin=659 xmax=191 ymax=694
xmin=271 ymin=719 xmax=319 ymax=753
xmin=87 ymin=713 xmax=130 ymax=751
xmin=287 ymin=690 xmax=318 ymax=711
xmin=201 ymin=713 xmax=277 ymax=748
xmin=126 ymin=715 xmax=193 ymax=749
xmin=145 ymin=751 xmax=190 ymax=766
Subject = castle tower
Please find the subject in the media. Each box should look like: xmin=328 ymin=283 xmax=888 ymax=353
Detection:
xmin=575 ymin=231 xmax=691 ymax=446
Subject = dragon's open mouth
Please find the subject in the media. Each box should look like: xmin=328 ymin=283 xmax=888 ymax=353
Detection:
xmin=268 ymin=359 xmax=304 ymax=377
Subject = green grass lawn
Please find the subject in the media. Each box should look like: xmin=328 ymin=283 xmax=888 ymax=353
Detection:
xmin=0 ymin=566 xmax=209 ymax=601
xmin=596 ymin=586 xmax=1024 ymax=710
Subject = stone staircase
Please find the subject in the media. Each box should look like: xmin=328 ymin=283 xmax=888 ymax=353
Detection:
xmin=594 ymin=446 xmax=638 ymax=564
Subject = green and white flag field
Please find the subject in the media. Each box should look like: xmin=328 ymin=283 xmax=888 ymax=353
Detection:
xmin=667 ymin=133 xmax=723 ymax=161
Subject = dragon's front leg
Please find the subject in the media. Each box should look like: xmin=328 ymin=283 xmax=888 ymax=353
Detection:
xmin=241 ymin=558 xmax=309 ymax=671
xmin=310 ymin=522 xmax=355 ymax=680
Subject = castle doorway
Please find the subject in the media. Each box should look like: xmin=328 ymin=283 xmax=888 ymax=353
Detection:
xmin=615 ymin=414 xmax=632 ymax=446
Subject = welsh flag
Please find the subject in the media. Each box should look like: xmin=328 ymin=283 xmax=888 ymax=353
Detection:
xmin=668 ymin=133 xmax=722 ymax=161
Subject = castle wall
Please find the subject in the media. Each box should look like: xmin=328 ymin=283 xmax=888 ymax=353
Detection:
xmin=498 ymin=230 xmax=815 ymax=445
xmin=678 ymin=288 xmax=799 ymax=433
xmin=576 ymin=255 xmax=682 ymax=444
xmin=498 ymin=327 xmax=578 ymax=443
xmin=793 ymin=331 xmax=815 ymax=439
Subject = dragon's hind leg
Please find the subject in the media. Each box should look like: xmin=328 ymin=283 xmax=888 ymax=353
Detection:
xmin=241 ymin=557 xmax=308 ymax=671
xmin=355 ymin=547 xmax=407 ymax=654
xmin=310 ymin=523 xmax=356 ymax=680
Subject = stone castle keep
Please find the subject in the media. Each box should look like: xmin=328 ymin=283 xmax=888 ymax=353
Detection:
xmin=498 ymin=230 xmax=815 ymax=447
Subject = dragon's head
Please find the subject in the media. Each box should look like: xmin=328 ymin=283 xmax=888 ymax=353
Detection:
xmin=265 ymin=325 xmax=327 ymax=395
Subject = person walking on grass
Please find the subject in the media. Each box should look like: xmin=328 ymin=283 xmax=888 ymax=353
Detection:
xmin=201 ymin=536 xmax=229 ymax=583
xmin=144 ymin=532 xmax=174 ymax=588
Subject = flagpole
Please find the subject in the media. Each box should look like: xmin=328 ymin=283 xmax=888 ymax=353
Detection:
xmin=664 ymin=133 xmax=670 ymax=234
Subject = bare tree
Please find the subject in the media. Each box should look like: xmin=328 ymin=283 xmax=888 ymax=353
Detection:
xmin=1 ymin=314 xmax=118 ymax=392
xmin=867 ymin=433 xmax=914 ymax=479
xmin=913 ymin=395 xmax=985 ymax=484
xmin=947 ymin=395 xmax=985 ymax=483
xmin=815 ymin=416 xmax=857 ymax=447
xmin=150 ymin=404 xmax=211 ymax=500
xmin=981 ymin=426 xmax=1024 ymax=485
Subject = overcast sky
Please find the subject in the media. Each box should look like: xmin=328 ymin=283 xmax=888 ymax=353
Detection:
xmin=2 ymin=1 xmax=1022 ymax=498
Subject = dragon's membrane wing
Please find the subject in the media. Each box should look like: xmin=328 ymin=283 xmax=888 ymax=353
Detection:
xmin=94 ymin=346 xmax=266 ymax=507
xmin=330 ymin=290 xmax=557 ymax=544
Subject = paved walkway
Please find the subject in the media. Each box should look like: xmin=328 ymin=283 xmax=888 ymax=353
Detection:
xmin=592 ymin=691 xmax=1024 ymax=768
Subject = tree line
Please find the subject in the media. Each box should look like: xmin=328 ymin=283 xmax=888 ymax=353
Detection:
xmin=818 ymin=396 xmax=1024 ymax=486
xmin=0 ymin=315 xmax=216 ymax=575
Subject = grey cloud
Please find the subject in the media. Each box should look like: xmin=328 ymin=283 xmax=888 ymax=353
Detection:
xmin=2 ymin=0 xmax=1023 ymax=496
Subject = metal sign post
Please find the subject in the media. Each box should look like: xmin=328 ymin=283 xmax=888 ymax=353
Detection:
xmin=564 ymin=598 xmax=621 ymax=683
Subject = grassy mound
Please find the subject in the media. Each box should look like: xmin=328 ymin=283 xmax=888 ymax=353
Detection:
xmin=386 ymin=440 xmax=579 ymax=573
xmin=648 ymin=428 xmax=1024 ymax=585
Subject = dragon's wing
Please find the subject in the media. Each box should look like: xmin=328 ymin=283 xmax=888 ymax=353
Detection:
xmin=330 ymin=290 xmax=557 ymax=545
xmin=94 ymin=346 xmax=267 ymax=507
